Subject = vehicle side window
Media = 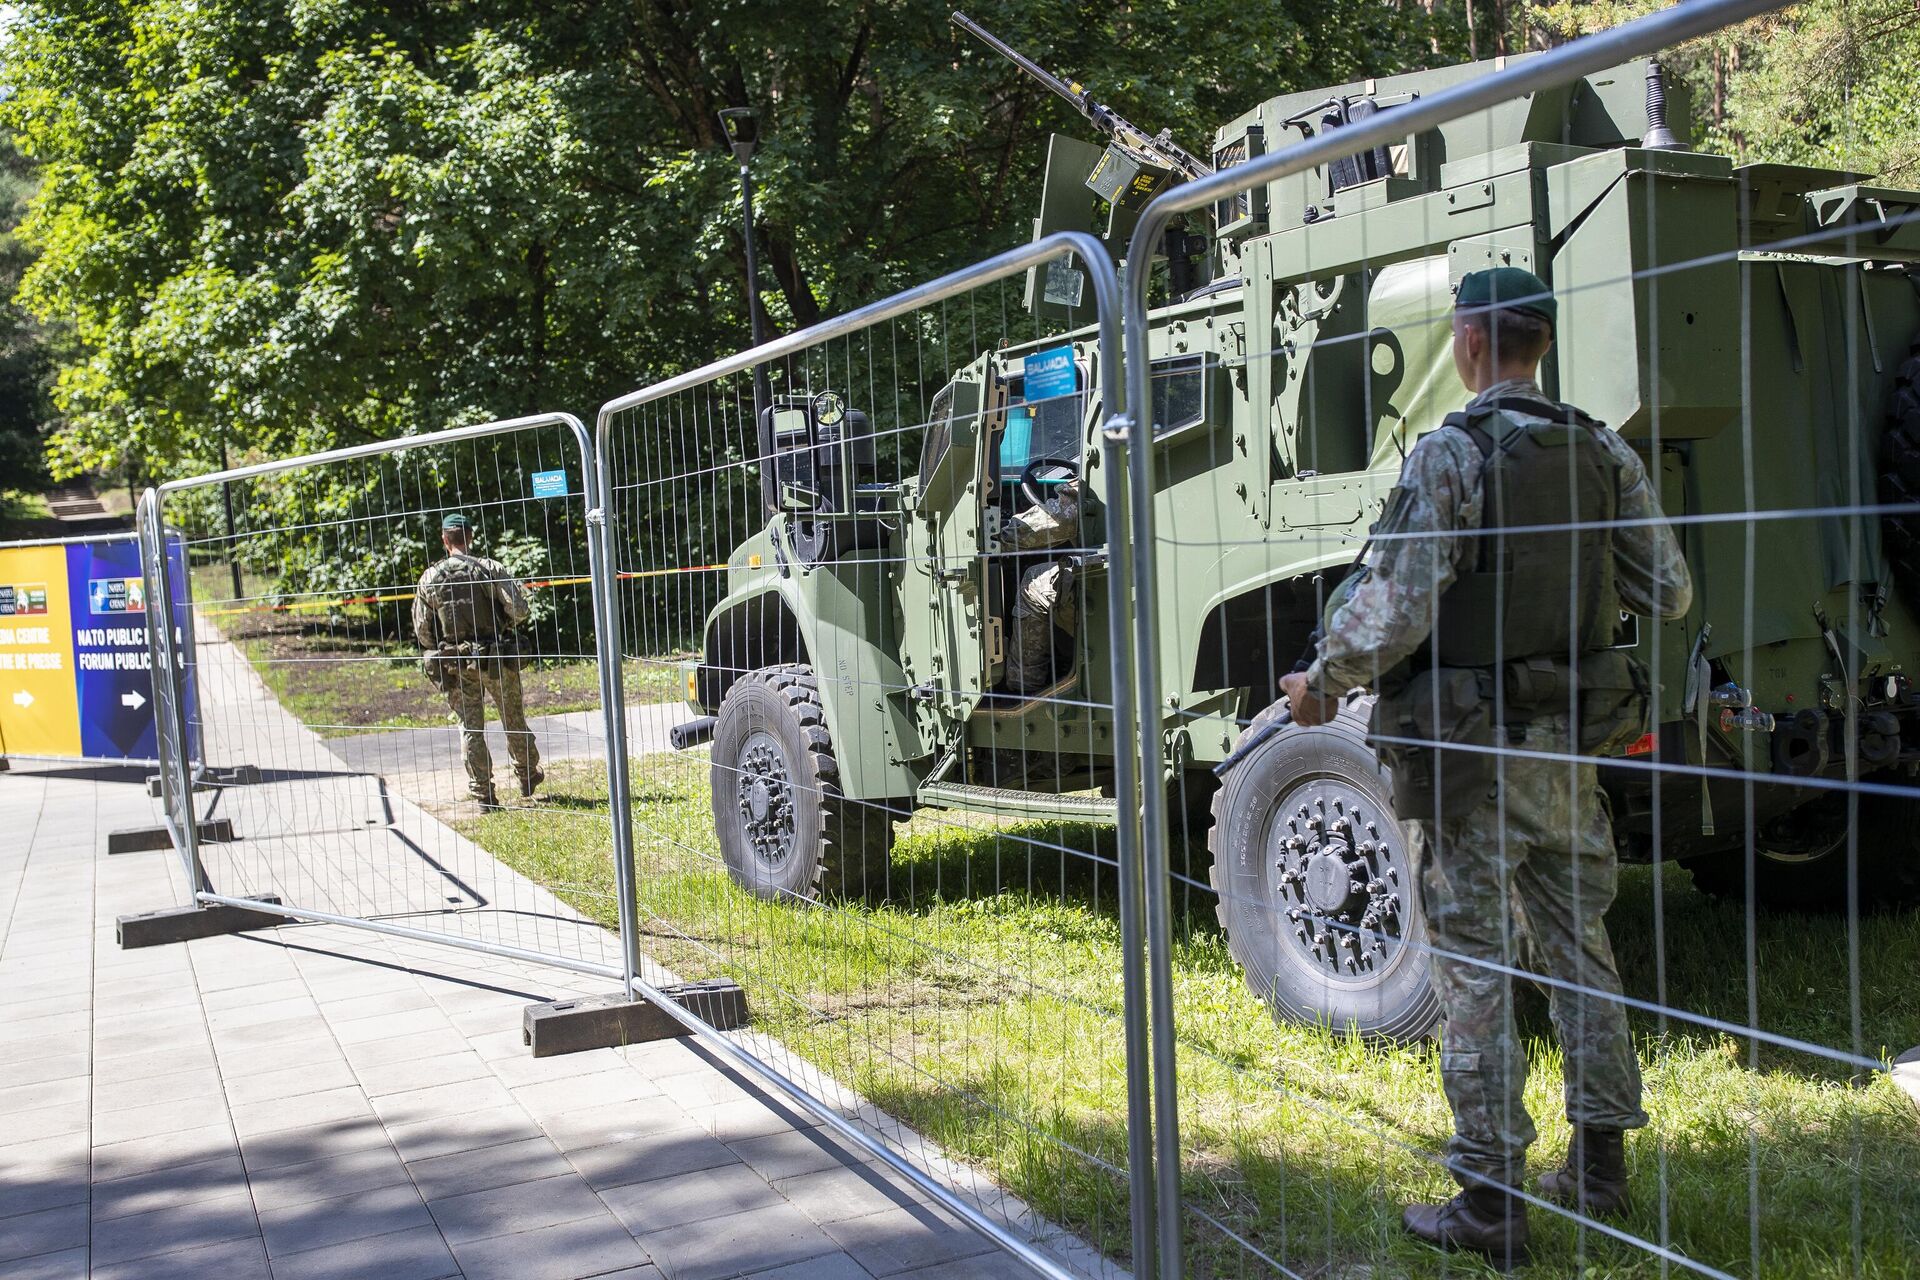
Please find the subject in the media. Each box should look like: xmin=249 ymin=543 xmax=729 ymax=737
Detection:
xmin=1151 ymin=354 xmax=1208 ymax=437
xmin=918 ymin=384 xmax=955 ymax=487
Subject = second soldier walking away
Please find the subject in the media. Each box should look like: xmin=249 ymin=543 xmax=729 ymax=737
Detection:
xmin=1279 ymin=267 xmax=1693 ymax=1268
xmin=413 ymin=513 xmax=544 ymax=809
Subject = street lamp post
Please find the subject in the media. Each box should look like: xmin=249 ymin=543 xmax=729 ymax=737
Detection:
xmin=719 ymin=107 xmax=776 ymax=517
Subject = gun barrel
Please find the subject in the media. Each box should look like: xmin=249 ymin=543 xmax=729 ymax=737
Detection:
xmin=950 ymin=11 xmax=1089 ymax=116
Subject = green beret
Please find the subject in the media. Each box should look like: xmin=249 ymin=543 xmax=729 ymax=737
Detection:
xmin=1455 ymin=266 xmax=1556 ymax=329
xmin=441 ymin=513 xmax=472 ymax=531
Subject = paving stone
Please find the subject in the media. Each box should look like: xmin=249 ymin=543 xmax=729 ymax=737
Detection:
xmin=206 ymin=995 xmax=323 ymax=1032
xmin=567 ymin=1128 xmax=740 ymax=1194
xmin=264 ymin=1223 xmax=459 ymax=1280
xmin=385 ymin=1104 xmax=546 ymax=1164
xmin=370 ymin=1076 xmax=516 ymax=1128
xmin=0 ymin=1204 xmax=88 ymax=1266
xmin=538 ymin=1096 xmax=703 ymax=1153
xmin=351 ymin=1050 xmax=491 ymax=1099
xmin=0 ymin=1053 xmax=89 ymax=1090
xmin=600 ymin=1161 xmax=786 ymax=1235
xmin=0 ymin=1103 xmax=88 ymax=1148
xmin=92 ymin=1065 xmax=225 ymax=1113
xmin=90 ymin=1189 xmax=260 ymax=1266
xmin=511 ymin=1068 xmax=663 ymax=1118
xmin=0 ymin=1075 xmax=88 ymax=1115
xmin=91 ymin=1094 xmax=223 ymax=1145
xmin=239 ymin=1115 xmax=393 ymax=1172
xmin=218 ymin=1038 xmax=349 ymax=1079
xmin=339 ymin=1028 xmax=473 ymax=1070
xmin=0 ymin=1245 xmax=88 ymax=1279
xmin=640 ymin=1202 xmax=838 ymax=1280
xmin=224 ymin=1059 xmax=362 ymax=1108
xmin=90 ymin=1233 xmax=271 ymax=1280
xmin=889 ymin=1253 xmax=1043 ymax=1280
xmin=258 ymin=1185 xmax=435 ymax=1259
xmin=0 ymin=1163 xmax=88 ymax=1220
xmin=91 ymin=1040 xmax=218 ymax=1082
xmin=746 ymin=1254 xmax=875 ymax=1280
xmin=200 ymin=978 xmax=313 ymax=1012
xmin=315 ymin=988 xmax=437 ymax=1022
xmin=246 ymin=1144 xmax=413 ymax=1215
xmin=231 ymin=1086 xmax=378 ymax=1139
xmin=727 ymin=1130 xmax=870 ymax=1185
xmin=426 ymin=1172 xmax=610 ymax=1243
xmin=486 ymin=1045 xmax=626 ymax=1089
xmin=91 ymin=1154 xmax=251 ymax=1222
xmin=91 ymin=1122 xmax=242 ymax=1181
xmin=407 ymin=1135 xmax=573 ymax=1202
xmin=775 ymin=1165 xmax=928 ymax=1226
xmin=821 ymin=1206 xmax=993 ymax=1277
xmin=213 ymin=1015 xmax=337 ymax=1052
xmin=332 ymin=1008 xmax=457 ymax=1046
xmin=446 ymin=1213 xmax=650 ymax=1280
xmin=693 ymin=1097 xmax=825 ymax=1145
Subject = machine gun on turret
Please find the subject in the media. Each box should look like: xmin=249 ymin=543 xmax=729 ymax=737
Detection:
xmin=952 ymin=10 xmax=1211 ymax=211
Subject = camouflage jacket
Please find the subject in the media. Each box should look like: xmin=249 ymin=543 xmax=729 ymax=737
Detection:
xmin=412 ymin=552 xmax=531 ymax=650
xmin=1304 ymin=378 xmax=1694 ymax=697
xmin=1004 ymin=478 xmax=1082 ymax=551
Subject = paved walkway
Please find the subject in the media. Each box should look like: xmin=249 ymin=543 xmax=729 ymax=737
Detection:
xmin=0 ymin=621 xmax=1095 ymax=1279
xmin=0 ymin=766 xmax=1042 ymax=1280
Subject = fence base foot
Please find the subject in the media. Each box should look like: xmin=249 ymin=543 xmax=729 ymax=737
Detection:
xmin=116 ymin=894 xmax=284 ymax=949
xmin=522 ymin=979 xmax=749 ymax=1058
xmin=107 ymin=818 xmax=233 ymax=855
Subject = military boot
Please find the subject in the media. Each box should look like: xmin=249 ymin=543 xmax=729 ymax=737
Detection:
xmin=519 ymin=767 xmax=545 ymax=799
xmin=1539 ymin=1126 xmax=1631 ymax=1218
xmin=1402 ymin=1183 xmax=1530 ymax=1271
xmin=474 ymin=785 xmax=502 ymax=812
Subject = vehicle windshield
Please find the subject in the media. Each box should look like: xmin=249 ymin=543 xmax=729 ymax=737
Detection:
xmin=999 ymin=383 xmax=1083 ymax=476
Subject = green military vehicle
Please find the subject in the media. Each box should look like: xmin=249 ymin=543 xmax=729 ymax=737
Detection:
xmin=673 ymin=36 xmax=1920 ymax=1040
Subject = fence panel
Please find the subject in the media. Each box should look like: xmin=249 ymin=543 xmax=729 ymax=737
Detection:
xmin=596 ymin=233 xmax=1150 ymax=1277
xmin=1115 ymin=0 xmax=1920 ymax=1276
xmin=137 ymin=412 xmax=641 ymax=986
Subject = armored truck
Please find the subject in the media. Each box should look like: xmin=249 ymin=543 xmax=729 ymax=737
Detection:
xmin=675 ymin=50 xmax=1920 ymax=1039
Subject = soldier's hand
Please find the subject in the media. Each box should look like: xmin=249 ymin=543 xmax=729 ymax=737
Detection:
xmin=1280 ymin=672 xmax=1340 ymax=727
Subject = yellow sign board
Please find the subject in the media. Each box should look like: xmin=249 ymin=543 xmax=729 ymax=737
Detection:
xmin=0 ymin=544 xmax=83 ymax=757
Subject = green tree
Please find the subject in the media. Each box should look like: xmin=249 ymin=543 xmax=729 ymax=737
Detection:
xmin=0 ymin=137 xmax=52 ymax=489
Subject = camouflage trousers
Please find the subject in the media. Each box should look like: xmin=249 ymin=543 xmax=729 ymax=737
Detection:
xmin=1005 ymin=562 xmax=1076 ymax=694
xmin=1407 ymin=712 xmax=1647 ymax=1190
xmin=443 ymin=664 xmax=540 ymax=800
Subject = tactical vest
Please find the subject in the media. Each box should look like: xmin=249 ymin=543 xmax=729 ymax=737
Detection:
xmin=1370 ymin=395 xmax=1649 ymax=821
xmin=429 ymin=554 xmax=505 ymax=645
xmin=1428 ymin=395 xmax=1621 ymax=670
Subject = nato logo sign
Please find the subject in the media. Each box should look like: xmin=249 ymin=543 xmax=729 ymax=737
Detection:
xmin=1023 ymin=345 xmax=1077 ymax=403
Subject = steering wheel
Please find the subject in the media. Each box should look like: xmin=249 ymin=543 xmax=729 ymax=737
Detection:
xmin=1018 ymin=456 xmax=1079 ymax=509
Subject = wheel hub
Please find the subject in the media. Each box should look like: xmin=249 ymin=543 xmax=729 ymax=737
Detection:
xmin=736 ymin=730 xmax=796 ymax=868
xmin=1268 ymin=783 xmax=1410 ymax=983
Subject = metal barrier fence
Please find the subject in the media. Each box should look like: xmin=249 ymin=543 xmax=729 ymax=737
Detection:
xmin=136 ymin=411 xmax=643 ymax=990
xmin=114 ymin=3 xmax=1920 ymax=1276
xmin=594 ymin=232 xmax=1149 ymax=1277
xmin=1114 ymin=0 xmax=1919 ymax=1276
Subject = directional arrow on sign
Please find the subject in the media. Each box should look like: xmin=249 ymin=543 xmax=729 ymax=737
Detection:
xmin=121 ymin=688 xmax=147 ymax=711
xmin=10 ymin=690 xmax=31 ymax=708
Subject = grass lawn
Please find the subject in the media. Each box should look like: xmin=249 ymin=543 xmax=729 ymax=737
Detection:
xmin=461 ymin=755 xmax=1920 ymax=1279
xmin=193 ymin=561 xmax=686 ymax=734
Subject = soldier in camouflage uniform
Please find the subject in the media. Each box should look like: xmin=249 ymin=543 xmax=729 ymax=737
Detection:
xmin=1280 ymin=268 xmax=1692 ymax=1267
xmin=413 ymin=513 xmax=543 ymax=808
xmin=1002 ymin=477 xmax=1082 ymax=695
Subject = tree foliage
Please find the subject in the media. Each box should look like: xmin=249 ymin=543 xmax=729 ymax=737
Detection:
xmin=0 ymin=0 xmax=1455 ymax=484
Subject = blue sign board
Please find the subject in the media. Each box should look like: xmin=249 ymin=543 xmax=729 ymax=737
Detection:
xmin=530 ymin=469 xmax=570 ymax=499
xmin=1022 ymin=345 xmax=1077 ymax=403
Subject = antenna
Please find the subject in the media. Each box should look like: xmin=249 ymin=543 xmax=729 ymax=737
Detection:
xmin=1641 ymin=58 xmax=1682 ymax=151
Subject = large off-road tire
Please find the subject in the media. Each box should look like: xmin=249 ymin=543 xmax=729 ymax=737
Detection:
xmin=1208 ymin=694 xmax=1440 ymax=1043
xmin=1685 ymin=785 xmax=1920 ymax=910
xmin=710 ymin=664 xmax=895 ymax=901
xmin=1877 ymin=345 xmax=1920 ymax=600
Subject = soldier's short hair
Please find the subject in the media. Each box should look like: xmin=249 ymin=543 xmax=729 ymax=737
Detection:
xmin=1466 ymin=307 xmax=1553 ymax=365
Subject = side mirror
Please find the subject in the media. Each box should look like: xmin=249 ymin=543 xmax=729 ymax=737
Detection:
xmin=758 ymin=393 xmax=872 ymax=515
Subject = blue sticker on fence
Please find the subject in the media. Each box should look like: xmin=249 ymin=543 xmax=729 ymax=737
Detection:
xmin=1023 ymin=345 xmax=1077 ymax=402
xmin=530 ymin=469 xmax=570 ymax=499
